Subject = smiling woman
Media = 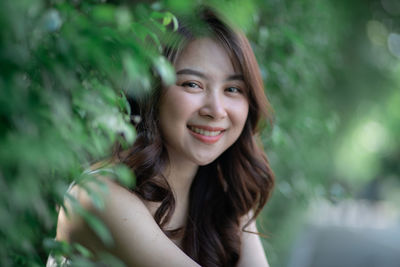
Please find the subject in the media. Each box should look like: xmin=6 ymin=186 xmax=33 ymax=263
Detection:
xmin=52 ymin=6 xmax=274 ymax=267
xmin=159 ymin=37 xmax=249 ymax=165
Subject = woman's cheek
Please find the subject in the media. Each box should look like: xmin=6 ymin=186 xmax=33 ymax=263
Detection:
xmin=165 ymin=87 xmax=200 ymax=119
xmin=229 ymin=98 xmax=249 ymax=125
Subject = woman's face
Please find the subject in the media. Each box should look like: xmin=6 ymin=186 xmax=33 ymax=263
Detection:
xmin=159 ymin=37 xmax=249 ymax=166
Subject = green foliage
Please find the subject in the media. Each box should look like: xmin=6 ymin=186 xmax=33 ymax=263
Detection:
xmin=248 ymin=0 xmax=400 ymax=265
xmin=0 ymin=0 xmax=177 ymax=265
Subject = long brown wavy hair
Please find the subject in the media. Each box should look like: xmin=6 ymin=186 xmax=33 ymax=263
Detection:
xmin=114 ymin=7 xmax=274 ymax=267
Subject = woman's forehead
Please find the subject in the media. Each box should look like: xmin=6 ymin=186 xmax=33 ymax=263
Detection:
xmin=173 ymin=37 xmax=242 ymax=77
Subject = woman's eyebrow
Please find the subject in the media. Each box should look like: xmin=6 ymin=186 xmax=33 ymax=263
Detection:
xmin=177 ymin=69 xmax=244 ymax=82
xmin=176 ymin=69 xmax=207 ymax=79
xmin=225 ymin=74 xmax=244 ymax=81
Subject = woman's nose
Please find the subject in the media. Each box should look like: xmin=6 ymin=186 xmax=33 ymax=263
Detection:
xmin=199 ymin=91 xmax=228 ymax=120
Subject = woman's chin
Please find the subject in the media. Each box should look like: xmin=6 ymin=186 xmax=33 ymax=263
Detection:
xmin=197 ymin=161 xmax=214 ymax=166
xmin=194 ymin=155 xmax=220 ymax=166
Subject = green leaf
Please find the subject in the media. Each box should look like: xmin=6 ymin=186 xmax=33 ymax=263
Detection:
xmin=153 ymin=56 xmax=176 ymax=86
xmin=117 ymin=90 xmax=131 ymax=115
xmin=113 ymin=164 xmax=135 ymax=188
xmin=163 ymin=12 xmax=178 ymax=31
xmin=65 ymin=194 xmax=114 ymax=247
xmin=150 ymin=11 xmax=165 ymax=20
xmin=116 ymin=7 xmax=133 ymax=32
xmin=92 ymin=111 xmax=136 ymax=144
xmin=97 ymin=253 xmax=126 ymax=267
xmin=84 ymin=211 xmax=113 ymax=247
xmin=82 ymin=185 xmax=106 ymax=210
xmin=163 ymin=14 xmax=171 ymax=26
xmin=74 ymin=243 xmax=93 ymax=259
xmin=91 ymin=5 xmax=116 ymax=24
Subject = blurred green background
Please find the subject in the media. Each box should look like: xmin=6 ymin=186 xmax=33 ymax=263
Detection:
xmin=1 ymin=0 xmax=399 ymax=266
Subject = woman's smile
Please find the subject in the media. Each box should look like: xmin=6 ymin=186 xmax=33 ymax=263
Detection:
xmin=187 ymin=125 xmax=226 ymax=144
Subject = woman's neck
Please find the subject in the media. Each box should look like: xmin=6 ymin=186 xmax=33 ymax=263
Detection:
xmin=163 ymin=155 xmax=198 ymax=204
xmin=155 ymin=154 xmax=198 ymax=236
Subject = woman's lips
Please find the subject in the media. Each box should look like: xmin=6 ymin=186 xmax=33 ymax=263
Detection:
xmin=187 ymin=125 xmax=225 ymax=144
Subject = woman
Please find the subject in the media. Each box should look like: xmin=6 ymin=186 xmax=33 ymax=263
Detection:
xmin=54 ymin=7 xmax=274 ymax=267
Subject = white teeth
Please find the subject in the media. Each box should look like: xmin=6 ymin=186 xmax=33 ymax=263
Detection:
xmin=189 ymin=126 xmax=222 ymax=136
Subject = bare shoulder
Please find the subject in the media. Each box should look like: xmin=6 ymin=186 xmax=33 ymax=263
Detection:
xmin=56 ymin=176 xmax=199 ymax=267
xmin=55 ymin=177 xmax=153 ymax=254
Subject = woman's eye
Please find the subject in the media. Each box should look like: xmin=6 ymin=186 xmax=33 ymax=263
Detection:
xmin=182 ymin=82 xmax=200 ymax=88
xmin=226 ymin=87 xmax=242 ymax=94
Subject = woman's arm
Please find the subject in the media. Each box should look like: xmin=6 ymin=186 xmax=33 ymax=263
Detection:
xmin=56 ymin=176 xmax=200 ymax=267
xmin=237 ymin=216 xmax=270 ymax=267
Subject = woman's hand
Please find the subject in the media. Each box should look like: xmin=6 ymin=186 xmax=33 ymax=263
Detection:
xmin=236 ymin=213 xmax=270 ymax=267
